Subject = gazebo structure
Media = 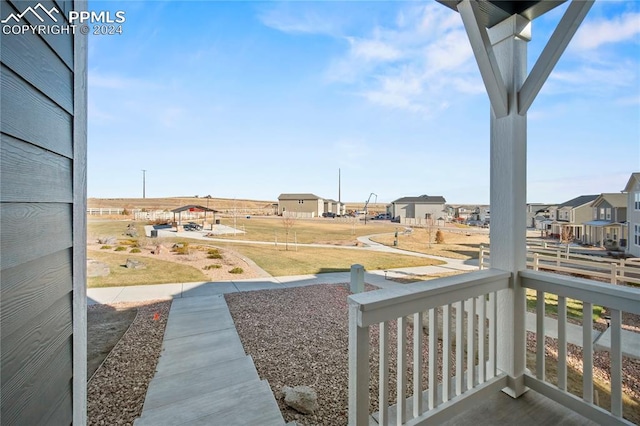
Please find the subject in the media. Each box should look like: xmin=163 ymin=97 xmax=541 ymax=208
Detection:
xmin=348 ymin=1 xmax=639 ymax=425
xmin=171 ymin=205 xmax=219 ymax=230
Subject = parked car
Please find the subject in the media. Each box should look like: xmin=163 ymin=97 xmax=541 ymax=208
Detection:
xmin=183 ymin=222 xmax=203 ymax=231
xmin=372 ymin=213 xmax=391 ymax=220
xmin=322 ymin=212 xmax=337 ymax=218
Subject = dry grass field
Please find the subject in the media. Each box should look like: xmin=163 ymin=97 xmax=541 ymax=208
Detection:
xmin=87 ymin=219 xmax=445 ymax=281
xmin=213 ymin=216 xmax=398 ymax=244
xmin=371 ymin=227 xmax=490 ymax=259
xmin=88 ymin=197 xmax=389 ymax=215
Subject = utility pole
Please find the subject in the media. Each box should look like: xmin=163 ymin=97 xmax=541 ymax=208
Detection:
xmin=142 ymin=169 xmax=146 ymax=198
xmin=338 ymin=168 xmax=341 ymax=216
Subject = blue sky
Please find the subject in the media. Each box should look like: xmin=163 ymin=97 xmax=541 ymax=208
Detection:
xmin=87 ymin=1 xmax=639 ymax=204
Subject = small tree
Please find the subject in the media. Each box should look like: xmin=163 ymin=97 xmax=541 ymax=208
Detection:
xmin=425 ymin=216 xmax=434 ymax=248
xmin=435 ymin=229 xmax=445 ymax=244
xmin=282 ymin=213 xmax=296 ymax=251
xmin=560 ymin=225 xmax=574 ymax=254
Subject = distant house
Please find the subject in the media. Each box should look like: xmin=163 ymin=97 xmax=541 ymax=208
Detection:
xmin=527 ymin=203 xmax=554 ymax=229
xmin=624 ymin=172 xmax=640 ymax=257
xmin=451 ymin=205 xmax=474 ymax=222
xmin=549 ymin=195 xmax=599 ymax=240
xmin=583 ymin=193 xmax=627 ymax=249
xmin=470 ymin=206 xmax=491 ymax=224
xmin=323 ymin=199 xmax=345 ymax=216
xmin=390 ymin=195 xmax=447 ymax=224
xmin=278 ymin=193 xmax=324 ymax=218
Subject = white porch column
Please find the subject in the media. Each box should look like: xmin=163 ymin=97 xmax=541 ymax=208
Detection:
xmin=488 ymin=15 xmax=529 ymax=398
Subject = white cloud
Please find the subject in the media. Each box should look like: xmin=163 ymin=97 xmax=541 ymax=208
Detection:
xmin=347 ymin=37 xmax=403 ymax=62
xmin=258 ymin=6 xmax=340 ymax=36
xmin=574 ymin=12 xmax=640 ymax=50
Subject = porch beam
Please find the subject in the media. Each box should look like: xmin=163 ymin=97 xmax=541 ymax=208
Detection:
xmin=519 ymin=0 xmax=594 ymax=114
xmin=458 ymin=0 xmax=509 ymax=118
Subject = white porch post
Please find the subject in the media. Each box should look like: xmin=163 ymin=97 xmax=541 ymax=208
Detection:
xmin=459 ymin=0 xmax=530 ymax=397
xmin=458 ymin=0 xmax=594 ymax=398
xmin=488 ymin=14 xmax=530 ymax=398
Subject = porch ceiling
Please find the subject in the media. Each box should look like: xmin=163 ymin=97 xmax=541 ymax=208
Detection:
xmin=436 ymin=0 xmax=567 ymax=27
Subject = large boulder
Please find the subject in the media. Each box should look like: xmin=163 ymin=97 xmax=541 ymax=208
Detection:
xmin=87 ymin=259 xmax=110 ymax=277
xmin=97 ymin=236 xmax=117 ymax=245
xmin=282 ymin=385 xmax=319 ymax=415
xmin=125 ymin=258 xmax=146 ymax=269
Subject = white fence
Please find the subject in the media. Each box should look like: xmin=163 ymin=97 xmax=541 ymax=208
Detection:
xmin=479 ymin=246 xmax=640 ymax=286
xmin=87 ymin=208 xmax=124 ymax=215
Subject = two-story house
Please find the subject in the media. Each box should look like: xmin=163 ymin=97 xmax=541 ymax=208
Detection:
xmin=583 ymin=193 xmax=627 ymax=249
xmin=389 ymin=195 xmax=447 ymax=224
xmin=624 ymin=172 xmax=640 ymax=257
xmin=277 ymin=193 xmax=325 ymax=218
xmin=549 ymin=195 xmax=598 ymax=241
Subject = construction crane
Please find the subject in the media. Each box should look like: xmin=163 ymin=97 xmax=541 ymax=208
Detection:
xmin=363 ymin=193 xmax=377 ymax=224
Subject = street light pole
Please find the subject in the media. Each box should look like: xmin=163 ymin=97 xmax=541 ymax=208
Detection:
xmin=142 ymin=169 xmax=146 ymax=199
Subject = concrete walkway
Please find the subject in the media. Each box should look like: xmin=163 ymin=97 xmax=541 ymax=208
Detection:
xmin=134 ymin=295 xmax=284 ymax=426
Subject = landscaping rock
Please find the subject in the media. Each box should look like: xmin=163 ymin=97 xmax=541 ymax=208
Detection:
xmin=125 ymin=223 xmax=138 ymax=237
xmin=125 ymin=258 xmax=146 ymax=270
xmin=98 ymin=236 xmax=117 ymax=245
xmin=282 ymin=385 xmax=319 ymax=415
xmin=87 ymin=259 xmax=110 ymax=277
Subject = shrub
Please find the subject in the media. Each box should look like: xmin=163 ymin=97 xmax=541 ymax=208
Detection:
xmin=172 ymin=243 xmax=190 ymax=255
xmin=130 ymin=248 xmax=141 ymax=253
xmin=100 ymin=245 xmax=112 ymax=250
xmin=229 ymin=267 xmax=244 ymax=274
xmin=204 ymin=264 xmax=222 ymax=270
xmin=114 ymin=246 xmax=127 ymax=251
xmin=435 ymin=230 xmax=445 ymax=244
xmin=207 ymin=252 xmax=223 ymax=259
xmin=207 ymin=248 xmax=220 ymax=255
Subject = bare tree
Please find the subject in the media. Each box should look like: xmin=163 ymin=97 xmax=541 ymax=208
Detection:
xmin=425 ymin=215 xmax=435 ymax=249
xmin=282 ymin=212 xmax=296 ymax=251
xmin=560 ymin=224 xmax=574 ymax=254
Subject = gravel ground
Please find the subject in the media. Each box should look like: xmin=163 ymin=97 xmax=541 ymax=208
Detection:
xmin=226 ymin=284 xmax=640 ymax=426
xmin=87 ymin=300 xmax=171 ymax=426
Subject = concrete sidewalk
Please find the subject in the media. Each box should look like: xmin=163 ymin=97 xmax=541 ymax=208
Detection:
xmin=134 ymin=295 xmax=284 ymax=426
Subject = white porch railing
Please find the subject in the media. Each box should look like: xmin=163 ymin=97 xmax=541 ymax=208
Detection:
xmin=348 ymin=269 xmax=511 ymax=425
xmin=521 ymin=269 xmax=639 ymax=426
xmin=349 ymin=267 xmax=639 ymax=425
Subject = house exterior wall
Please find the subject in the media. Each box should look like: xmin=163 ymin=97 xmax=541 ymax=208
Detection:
xmin=414 ymin=203 xmax=446 ymax=221
xmin=279 ymin=198 xmax=323 ymax=217
xmin=392 ymin=202 xmax=445 ymax=220
xmin=628 ymin=176 xmax=640 ymax=257
xmin=0 ymin=0 xmax=87 ymax=423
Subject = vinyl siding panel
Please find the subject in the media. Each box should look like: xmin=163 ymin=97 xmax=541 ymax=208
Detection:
xmin=0 ymin=0 xmax=73 ymax=113
xmin=0 ymin=203 xmax=73 ymax=270
xmin=0 ymin=134 xmax=73 ymax=203
xmin=1 ymin=0 xmax=82 ymax=422
xmin=2 ymin=335 xmax=73 ymax=426
xmin=6 ymin=0 xmax=73 ymax=68
xmin=1 ymin=294 xmax=73 ymax=423
xmin=1 ymin=249 xmax=73 ymax=337
xmin=0 ymin=65 xmax=73 ymax=157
